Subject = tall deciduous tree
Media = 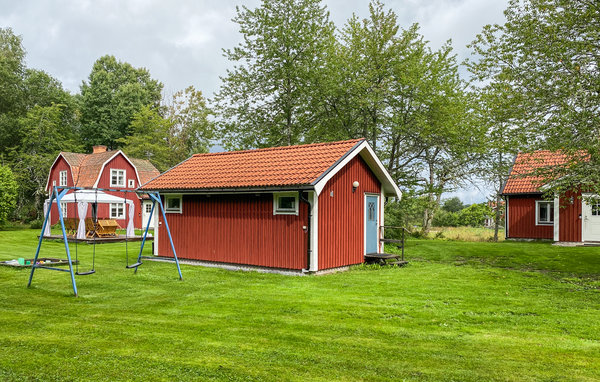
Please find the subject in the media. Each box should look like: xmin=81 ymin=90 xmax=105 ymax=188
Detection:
xmin=469 ymin=0 xmax=600 ymax=196
xmin=0 ymin=165 xmax=18 ymax=224
xmin=214 ymin=0 xmax=336 ymax=149
xmin=80 ymin=55 xmax=163 ymax=150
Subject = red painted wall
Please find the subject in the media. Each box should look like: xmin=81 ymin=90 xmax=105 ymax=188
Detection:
xmin=507 ymin=195 xmax=553 ymax=239
xmin=559 ymin=191 xmax=582 ymax=242
xmin=48 ymin=153 xmax=143 ymax=228
xmin=318 ymin=155 xmax=381 ymax=270
xmin=157 ymin=194 xmax=309 ymax=270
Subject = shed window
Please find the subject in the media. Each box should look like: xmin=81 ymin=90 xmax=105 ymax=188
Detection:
xmin=128 ymin=179 xmax=135 ymax=188
xmin=110 ymin=203 xmax=125 ymax=219
xmin=536 ymin=201 xmax=554 ymax=225
xmin=59 ymin=170 xmax=68 ymax=187
xmin=165 ymin=196 xmax=182 ymax=213
xmin=110 ymin=169 xmax=126 ymax=187
xmin=273 ymin=193 xmax=298 ymax=215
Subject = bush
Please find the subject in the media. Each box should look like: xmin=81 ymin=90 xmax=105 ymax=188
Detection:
xmin=0 ymin=166 xmax=18 ymax=225
xmin=457 ymin=203 xmax=492 ymax=227
xmin=29 ymin=219 xmax=42 ymax=229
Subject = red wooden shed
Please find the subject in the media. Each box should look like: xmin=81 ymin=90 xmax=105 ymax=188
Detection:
xmin=45 ymin=145 xmax=160 ymax=229
xmin=139 ymin=139 xmax=401 ymax=273
xmin=502 ymin=151 xmax=600 ymax=243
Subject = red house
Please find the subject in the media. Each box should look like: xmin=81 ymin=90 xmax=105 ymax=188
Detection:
xmin=139 ymin=139 xmax=401 ymax=273
xmin=45 ymin=145 xmax=160 ymax=229
xmin=502 ymin=150 xmax=600 ymax=243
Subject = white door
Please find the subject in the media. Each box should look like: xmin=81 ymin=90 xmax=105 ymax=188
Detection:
xmin=582 ymin=196 xmax=600 ymax=241
xmin=142 ymin=201 xmax=157 ymax=230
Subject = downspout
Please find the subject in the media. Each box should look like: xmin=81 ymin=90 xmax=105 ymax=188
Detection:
xmin=298 ymin=190 xmax=311 ymax=273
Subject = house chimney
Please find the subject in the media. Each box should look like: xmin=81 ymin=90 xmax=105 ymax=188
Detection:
xmin=92 ymin=145 xmax=107 ymax=154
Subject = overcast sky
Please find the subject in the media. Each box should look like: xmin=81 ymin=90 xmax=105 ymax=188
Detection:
xmin=0 ymin=0 xmax=509 ymax=203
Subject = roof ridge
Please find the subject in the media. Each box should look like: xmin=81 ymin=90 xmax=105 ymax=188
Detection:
xmin=192 ymin=138 xmax=365 ymax=158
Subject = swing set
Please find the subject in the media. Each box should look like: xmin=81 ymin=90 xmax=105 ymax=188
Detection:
xmin=28 ymin=186 xmax=182 ymax=297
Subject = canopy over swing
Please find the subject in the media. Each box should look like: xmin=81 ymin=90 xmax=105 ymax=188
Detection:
xmin=44 ymin=190 xmax=135 ymax=239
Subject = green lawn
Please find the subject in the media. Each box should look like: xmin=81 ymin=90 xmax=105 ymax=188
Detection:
xmin=0 ymin=230 xmax=599 ymax=381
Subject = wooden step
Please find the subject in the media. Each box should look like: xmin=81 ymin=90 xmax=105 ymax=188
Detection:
xmin=365 ymin=253 xmax=400 ymax=260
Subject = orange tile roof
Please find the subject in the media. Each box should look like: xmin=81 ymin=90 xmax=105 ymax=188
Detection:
xmin=140 ymin=139 xmax=365 ymax=191
xmin=502 ymin=150 xmax=574 ymax=194
xmin=130 ymin=158 xmax=161 ymax=185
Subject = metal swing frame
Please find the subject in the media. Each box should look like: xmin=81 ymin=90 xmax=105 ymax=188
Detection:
xmin=28 ymin=186 xmax=183 ymax=297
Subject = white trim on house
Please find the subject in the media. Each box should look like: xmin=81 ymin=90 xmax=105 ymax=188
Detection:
xmin=92 ymin=151 xmax=142 ymax=189
xmin=535 ymin=200 xmax=554 ymax=226
xmin=380 ymin=189 xmax=385 ymax=253
xmin=313 ymin=141 xmax=402 ymax=199
xmin=505 ymin=197 xmax=510 ymax=238
xmin=109 ymin=202 xmax=125 ymax=219
xmin=309 ymin=191 xmax=318 ymax=272
xmin=553 ymin=195 xmax=560 ymax=241
xmin=273 ymin=192 xmax=299 ymax=215
xmin=45 ymin=153 xmax=73 ymax=192
xmin=59 ymin=170 xmax=68 ymax=187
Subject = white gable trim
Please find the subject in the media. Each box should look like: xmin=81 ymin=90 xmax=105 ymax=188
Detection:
xmin=312 ymin=141 xmax=402 ymax=199
xmin=92 ymin=150 xmax=142 ymax=188
xmin=45 ymin=153 xmax=73 ymax=192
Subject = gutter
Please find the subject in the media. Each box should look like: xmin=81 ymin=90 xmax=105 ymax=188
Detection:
xmin=298 ymin=190 xmax=312 ymax=273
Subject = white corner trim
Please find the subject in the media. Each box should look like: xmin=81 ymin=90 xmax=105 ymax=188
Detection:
xmin=45 ymin=153 xmax=70 ymax=192
xmin=92 ymin=151 xmax=142 ymax=188
xmin=553 ymin=195 xmax=560 ymax=241
xmin=380 ymin=190 xmax=385 ymax=253
xmin=313 ymin=141 xmax=402 ymax=199
xmin=310 ymin=191 xmax=318 ymax=272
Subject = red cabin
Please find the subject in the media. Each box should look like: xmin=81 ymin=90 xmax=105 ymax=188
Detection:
xmin=139 ymin=139 xmax=401 ymax=273
xmin=502 ymin=150 xmax=600 ymax=243
xmin=45 ymin=145 xmax=160 ymax=229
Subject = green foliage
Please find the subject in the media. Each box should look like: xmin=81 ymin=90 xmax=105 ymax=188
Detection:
xmin=442 ymin=197 xmax=464 ymax=213
xmin=0 ymin=165 xmax=17 ymax=225
xmin=214 ymin=0 xmax=336 ymax=149
xmin=434 ymin=203 xmax=492 ymax=228
xmin=384 ymin=192 xmax=426 ymax=230
xmin=80 ymin=55 xmax=163 ymax=150
xmin=468 ymin=0 xmax=600 ymax=196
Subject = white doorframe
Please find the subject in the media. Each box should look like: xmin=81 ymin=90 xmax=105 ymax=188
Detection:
xmin=364 ymin=193 xmax=380 ymax=255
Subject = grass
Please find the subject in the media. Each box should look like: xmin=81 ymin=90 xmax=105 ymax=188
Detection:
xmin=0 ymin=229 xmax=599 ymax=381
xmin=427 ymin=226 xmax=505 ymax=241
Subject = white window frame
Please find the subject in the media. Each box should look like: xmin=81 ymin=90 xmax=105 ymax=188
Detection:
xmin=59 ymin=170 xmax=67 ymax=187
xmin=165 ymin=195 xmax=182 ymax=214
xmin=110 ymin=203 xmax=125 ymax=219
xmin=128 ymin=179 xmax=135 ymax=188
xmin=60 ymin=202 xmax=68 ymax=218
xmin=110 ymin=169 xmax=126 ymax=187
xmin=535 ymin=200 xmax=554 ymax=225
xmin=145 ymin=203 xmax=153 ymax=214
xmin=273 ymin=192 xmax=299 ymax=215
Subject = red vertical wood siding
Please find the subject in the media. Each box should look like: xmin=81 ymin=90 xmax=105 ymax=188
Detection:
xmin=158 ymin=194 xmax=309 ymax=270
xmin=507 ymin=195 xmax=553 ymax=239
xmin=318 ymin=156 xmax=381 ymax=270
xmin=49 ymin=153 xmax=143 ymax=228
xmin=559 ymin=191 xmax=582 ymax=242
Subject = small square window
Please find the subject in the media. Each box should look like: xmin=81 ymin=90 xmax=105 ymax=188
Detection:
xmin=128 ymin=179 xmax=135 ymax=188
xmin=110 ymin=203 xmax=125 ymax=219
xmin=536 ymin=201 xmax=554 ymax=225
xmin=145 ymin=203 xmax=152 ymax=214
xmin=165 ymin=196 xmax=182 ymax=213
xmin=273 ymin=193 xmax=299 ymax=215
xmin=110 ymin=169 xmax=126 ymax=187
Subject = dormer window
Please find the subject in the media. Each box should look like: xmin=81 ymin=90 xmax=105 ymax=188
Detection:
xmin=59 ymin=170 xmax=67 ymax=187
xmin=110 ymin=169 xmax=126 ymax=187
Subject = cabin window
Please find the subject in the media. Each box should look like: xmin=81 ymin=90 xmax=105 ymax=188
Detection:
xmin=145 ymin=203 xmax=152 ymax=214
xmin=165 ymin=195 xmax=182 ymax=213
xmin=110 ymin=169 xmax=126 ymax=187
xmin=59 ymin=170 xmax=67 ymax=187
xmin=273 ymin=193 xmax=298 ymax=215
xmin=128 ymin=179 xmax=135 ymax=188
xmin=60 ymin=202 xmax=68 ymax=218
xmin=535 ymin=201 xmax=554 ymax=225
xmin=110 ymin=203 xmax=125 ymax=219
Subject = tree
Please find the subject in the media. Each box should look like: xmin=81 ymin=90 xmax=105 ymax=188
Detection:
xmin=165 ymin=86 xmax=214 ymax=163
xmin=442 ymin=197 xmax=464 ymax=213
xmin=468 ymin=0 xmax=600 ymax=196
xmin=119 ymin=106 xmax=173 ymax=172
xmin=214 ymin=0 xmax=336 ymax=149
xmin=0 ymin=165 xmax=17 ymax=225
xmin=80 ymin=55 xmax=163 ymax=150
